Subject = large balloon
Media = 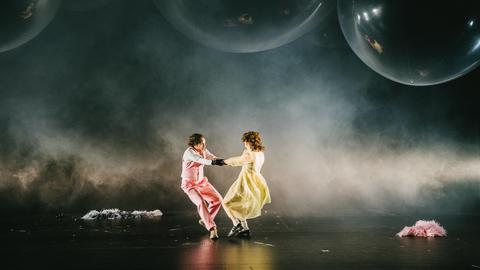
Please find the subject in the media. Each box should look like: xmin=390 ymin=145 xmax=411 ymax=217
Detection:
xmin=154 ymin=0 xmax=334 ymax=53
xmin=0 ymin=0 xmax=61 ymax=53
xmin=338 ymin=0 xmax=480 ymax=86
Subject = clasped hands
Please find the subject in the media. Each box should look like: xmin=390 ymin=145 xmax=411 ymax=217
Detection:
xmin=212 ymin=159 xmax=226 ymax=166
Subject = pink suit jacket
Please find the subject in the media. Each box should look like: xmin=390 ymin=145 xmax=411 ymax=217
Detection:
xmin=181 ymin=147 xmax=216 ymax=185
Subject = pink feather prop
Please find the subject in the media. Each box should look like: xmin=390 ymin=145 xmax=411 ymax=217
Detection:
xmin=396 ymin=220 xmax=447 ymax=237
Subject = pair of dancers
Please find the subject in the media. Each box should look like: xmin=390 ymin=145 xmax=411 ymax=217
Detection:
xmin=180 ymin=131 xmax=271 ymax=240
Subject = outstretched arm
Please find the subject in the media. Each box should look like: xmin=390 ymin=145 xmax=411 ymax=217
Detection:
xmin=204 ymin=148 xmax=226 ymax=166
xmin=204 ymin=148 xmax=217 ymax=160
xmin=183 ymin=148 xmax=212 ymax=165
xmin=224 ymin=150 xmax=253 ymax=167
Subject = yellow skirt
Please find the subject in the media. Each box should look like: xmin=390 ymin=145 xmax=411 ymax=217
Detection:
xmin=223 ymin=170 xmax=271 ymax=220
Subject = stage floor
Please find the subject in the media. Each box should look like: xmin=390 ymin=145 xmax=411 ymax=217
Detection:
xmin=1 ymin=212 xmax=479 ymax=269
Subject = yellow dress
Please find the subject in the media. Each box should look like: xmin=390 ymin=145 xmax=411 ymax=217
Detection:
xmin=222 ymin=149 xmax=271 ymax=220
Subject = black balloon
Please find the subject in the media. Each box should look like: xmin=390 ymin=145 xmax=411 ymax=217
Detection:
xmin=154 ymin=0 xmax=334 ymax=53
xmin=338 ymin=0 xmax=480 ymax=86
xmin=0 ymin=0 xmax=61 ymax=53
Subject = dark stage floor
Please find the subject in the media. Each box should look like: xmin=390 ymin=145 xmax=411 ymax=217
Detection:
xmin=1 ymin=212 xmax=479 ymax=269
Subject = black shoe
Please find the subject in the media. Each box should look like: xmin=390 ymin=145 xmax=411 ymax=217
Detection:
xmin=237 ymin=229 xmax=251 ymax=238
xmin=227 ymin=224 xmax=243 ymax=238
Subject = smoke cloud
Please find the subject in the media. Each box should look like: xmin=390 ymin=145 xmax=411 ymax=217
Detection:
xmin=0 ymin=0 xmax=478 ymax=215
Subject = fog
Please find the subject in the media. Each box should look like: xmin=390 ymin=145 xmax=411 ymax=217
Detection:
xmin=0 ymin=0 xmax=478 ymax=215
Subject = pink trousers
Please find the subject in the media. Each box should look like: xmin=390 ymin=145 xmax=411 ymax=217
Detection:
xmin=181 ymin=177 xmax=222 ymax=231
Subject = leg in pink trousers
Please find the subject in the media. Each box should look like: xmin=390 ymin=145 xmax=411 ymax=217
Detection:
xmin=198 ymin=181 xmax=223 ymax=222
xmin=183 ymin=180 xmax=222 ymax=231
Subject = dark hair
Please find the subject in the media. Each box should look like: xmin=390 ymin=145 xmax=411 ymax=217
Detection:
xmin=242 ymin=131 xmax=265 ymax=151
xmin=188 ymin=133 xmax=204 ymax=147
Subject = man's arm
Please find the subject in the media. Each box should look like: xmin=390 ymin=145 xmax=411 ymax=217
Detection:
xmin=205 ymin=148 xmax=226 ymax=166
xmin=184 ymin=148 xmax=212 ymax=165
xmin=204 ymin=148 xmax=217 ymax=160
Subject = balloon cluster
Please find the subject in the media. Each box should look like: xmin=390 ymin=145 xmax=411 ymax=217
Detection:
xmin=1 ymin=0 xmax=479 ymax=86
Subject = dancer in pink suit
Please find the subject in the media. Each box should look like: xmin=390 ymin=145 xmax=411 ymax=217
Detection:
xmin=181 ymin=133 xmax=225 ymax=239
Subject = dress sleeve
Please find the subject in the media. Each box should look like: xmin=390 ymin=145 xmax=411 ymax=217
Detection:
xmin=184 ymin=148 xmax=213 ymax=165
xmin=224 ymin=150 xmax=253 ymax=167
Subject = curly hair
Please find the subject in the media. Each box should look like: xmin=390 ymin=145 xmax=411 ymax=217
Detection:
xmin=188 ymin=133 xmax=204 ymax=147
xmin=242 ymin=131 xmax=265 ymax=151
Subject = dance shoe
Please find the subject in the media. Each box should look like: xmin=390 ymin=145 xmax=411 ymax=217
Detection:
xmin=209 ymin=227 xmax=219 ymax=240
xmin=227 ymin=223 xmax=243 ymax=237
xmin=237 ymin=229 xmax=251 ymax=238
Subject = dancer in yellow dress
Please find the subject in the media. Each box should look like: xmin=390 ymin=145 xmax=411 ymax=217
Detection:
xmin=223 ymin=131 xmax=271 ymax=238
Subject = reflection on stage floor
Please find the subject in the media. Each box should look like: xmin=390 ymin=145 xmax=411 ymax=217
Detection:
xmin=1 ymin=212 xmax=479 ymax=269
